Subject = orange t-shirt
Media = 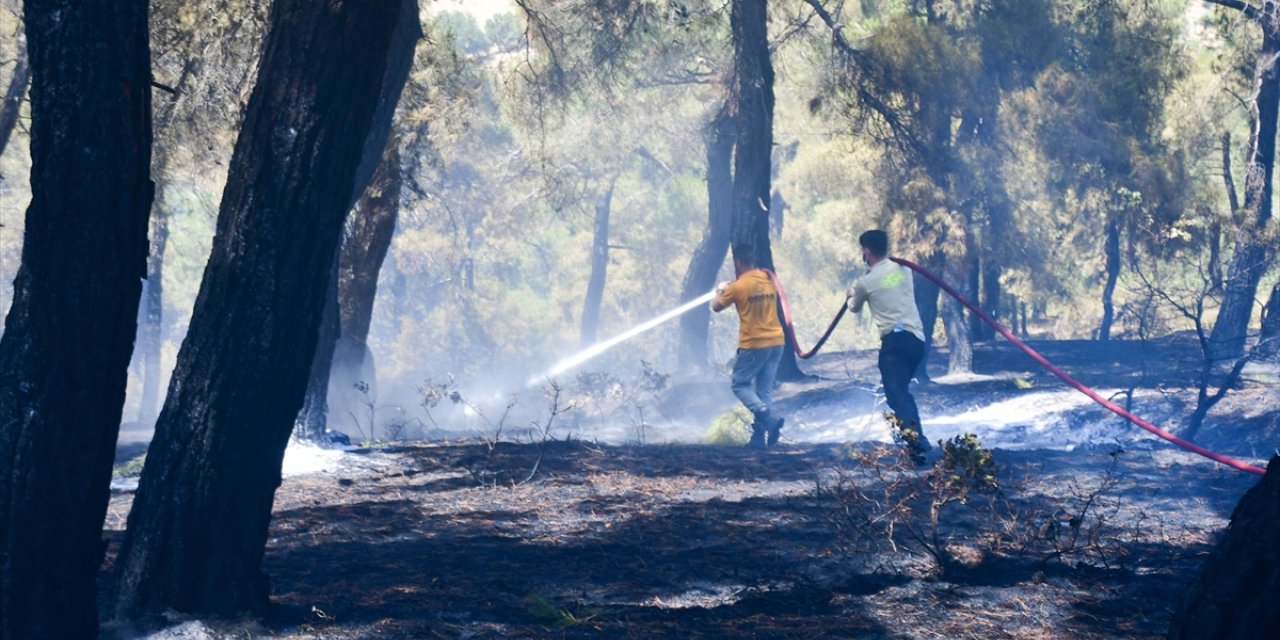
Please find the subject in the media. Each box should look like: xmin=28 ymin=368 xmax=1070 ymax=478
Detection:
xmin=715 ymin=269 xmax=785 ymax=349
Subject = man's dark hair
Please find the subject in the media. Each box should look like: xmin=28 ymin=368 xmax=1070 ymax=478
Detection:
xmin=732 ymin=245 xmax=756 ymax=267
xmin=859 ymin=230 xmax=889 ymax=257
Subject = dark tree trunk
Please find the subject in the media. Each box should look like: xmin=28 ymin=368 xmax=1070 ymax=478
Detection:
xmin=943 ymin=240 xmax=975 ymax=374
xmin=293 ymin=0 xmax=420 ymax=442
xmin=135 ymin=58 xmax=201 ymax=426
xmin=729 ymin=0 xmax=808 ymax=380
xmin=111 ymin=0 xmax=405 ymax=620
xmin=1258 ymin=280 xmax=1280 ymax=359
xmin=678 ymin=104 xmax=734 ymax=369
xmin=0 ymin=1 xmax=152 ymax=638
xmin=295 ymin=254 xmax=342 ymax=442
xmin=729 ymin=0 xmax=774 ymax=269
xmin=978 ymin=255 xmax=1000 ymax=341
xmin=0 ymin=32 xmax=29 ymax=159
xmin=1208 ymin=18 xmax=1280 ymax=363
xmin=942 ymin=292 xmax=973 ymax=375
xmin=1099 ymin=213 xmax=1121 ymax=341
xmin=967 ymin=251 xmax=982 ymax=340
xmin=1169 ymin=455 xmax=1280 ymax=639
xmin=581 ymin=174 xmax=619 ymax=347
xmin=914 ymin=271 xmax=939 ymax=384
xmin=330 ymin=141 xmax=402 ymax=423
xmin=1212 ymin=132 xmax=1238 ymax=293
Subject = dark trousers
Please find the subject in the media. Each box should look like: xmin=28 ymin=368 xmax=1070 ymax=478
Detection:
xmin=878 ymin=331 xmax=925 ymax=435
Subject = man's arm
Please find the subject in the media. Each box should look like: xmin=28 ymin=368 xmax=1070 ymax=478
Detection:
xmin=712 ymin=280 xmax=734 ymax=312
xmin=846 ymin=278 xmax=868 ymax=313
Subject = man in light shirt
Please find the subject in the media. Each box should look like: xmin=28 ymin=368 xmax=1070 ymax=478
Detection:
xmin=713 ymin=247 xmax=786 ymax=449
xmin=847 ymin=230 xmax=930 ymax=463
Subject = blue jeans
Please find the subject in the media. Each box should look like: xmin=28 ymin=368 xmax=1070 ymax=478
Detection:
xmin=731 ymin=345 xmax=784 ymax=423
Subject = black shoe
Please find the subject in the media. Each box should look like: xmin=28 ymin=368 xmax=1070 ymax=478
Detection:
xmin=766 ymin=417 xmax=784 ymax=447
xmin=747 ymin=426 xmax=766 ymax=450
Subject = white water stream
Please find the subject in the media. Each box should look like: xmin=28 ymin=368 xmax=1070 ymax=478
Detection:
xmin=530 ymin=290 xmax=717 ymax=385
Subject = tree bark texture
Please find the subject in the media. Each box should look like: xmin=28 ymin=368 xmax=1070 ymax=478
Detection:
xmin=914 ymin=272 xmax=939 ymax=383
xmin=580 ymin=174 xmax=619 ymax=347
xmin=729 ymin=0 xmax=774 ymax=269
xmin=330 ymin=141 xmax=403 ymax=420
xmin=1169 ymin=455 xmax=1280 ymax=639
xmin=295 ymin=253 xmax=343 ymax=442
xmin=0 ymin=1 xmax=153 ymax=637
xmin=0 ymin=31 xmax=29 ymax=159
xmin=728 ymin=0 xmax=809 ymax=380
xmin=678 ymin=104 xmax=734 ymax=369
xmin=293 ymin=0 xmax=419 ymax=442
xmin=1208 ymin=15 xmax=1280 ymax=362
xmin=1258 ymin=280 xmax=1280 ymax=359
xmin=135 ymin=57 xmax=203 ymax=426
xmin=1098 ymin=213 xmax=1121 ymax=341
xmin=111 ymin=0 xmax=405 ymax=620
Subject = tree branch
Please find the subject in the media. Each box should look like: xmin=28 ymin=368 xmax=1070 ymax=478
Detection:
xmin=801 ymin=0 xmax=927 ymax=159
xmin=1204 ymin=0 xmax=1263 ymax=23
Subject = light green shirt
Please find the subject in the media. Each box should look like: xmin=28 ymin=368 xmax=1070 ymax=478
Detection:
xmin=849 ymin=259 xmax=926 ymax=341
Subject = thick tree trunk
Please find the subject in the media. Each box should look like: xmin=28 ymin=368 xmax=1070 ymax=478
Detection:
xmin=729 ymin=0 xmax=774 ymax=270
xmin=293 ymin=0 xmax=419 ymax=442
xmin=581 ymin=174 xmax=619 ymax=347
xmin=295 ymin=255 xmax=342 ymax=442
xmin=0 ymin=32 xmax=29 ymax=159
xmin=111 ymin=0 xmax=405 ymax=620
xmin=330 ymin=141 xmax=402 ymax=427
xmin=967 ymin=251 xmax=983 ymax=340
xmin=0 ymin=1 xmax=152 ymax=638
xmin=1169 ymin=455 xmax=1280 ymax=639
xmin=1208 ymin=22 xmax=1280 ymax=363
xmin=914 ymin=271 xmax=939 ymax=384
xmin=135 ymin=58 xmax=201 ymax=426
xmin=729 ymin=0 xmax=807 ymax=380
xmin=942 ymin=292 xmax=973 ymax=375
xmin=678 ymin=104 xmax=734 ymax=369
xmin=1098 ymin=213 xmax=1121 ymax=341
xmin=978 ymin=255 xmax=1000 ymax=341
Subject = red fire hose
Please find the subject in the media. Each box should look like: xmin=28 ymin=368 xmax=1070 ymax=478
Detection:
xmin=763 ymin=261 xmax=1267 ymax=476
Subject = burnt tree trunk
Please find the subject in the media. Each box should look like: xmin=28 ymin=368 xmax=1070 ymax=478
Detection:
xmin=1098 ymin=212 xmax=1121 ymax=341
xmin=1258 ymin=280 xmax=1280 ymax=359
xmin=581 ymin=173 xmax=620 ymax=347
xmin=331 ymin=141 xmax=403 ymax=427
xmin=730 ymin=0 xmax=808 ymax=380
xmin=677 ymin=104 xmax=734 ymax=369
xmin=0 ymin=1 xmax=152 ymax=638
xmin=293 ymin=0 xmax=420 ymax=442
xmin=0 ymin=31 xmax=29 ymax=159
xmin=295 ymin=253 xmax=343 ymax=442
xmin=135 ymin=58 xmax=201 ymax=426
xmin=1169 ymin=455 xmax=1280 ymax=639
xmin=111 ymin=0 xmax=405 ymax=620
xmin=914 ymin=271 xmax=939 ymax=384
xmin=1208 ymin=12 xmax=1280 ymax=363
xmin=942 ymin=290 xmax=973 ymax=375
xmin=729 ymin=0 xmax=774 ymax=271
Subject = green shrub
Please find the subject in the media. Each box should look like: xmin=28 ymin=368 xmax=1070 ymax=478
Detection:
xmin=704 ymin=407 xmax=753 ymax=445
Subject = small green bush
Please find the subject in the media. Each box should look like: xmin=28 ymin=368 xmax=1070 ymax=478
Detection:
xmin=113 ymin=453 xmax=147 ymax=478
xmin=704 ymin=406 xmax=753 ymax=445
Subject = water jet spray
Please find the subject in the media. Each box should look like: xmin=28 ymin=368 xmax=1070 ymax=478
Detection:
xmin=529 ymin=290 xmax=718 ymax=386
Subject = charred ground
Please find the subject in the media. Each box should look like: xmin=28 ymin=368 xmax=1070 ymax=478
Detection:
xmin=103 ymin=337 xmax=1277 ymax=639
